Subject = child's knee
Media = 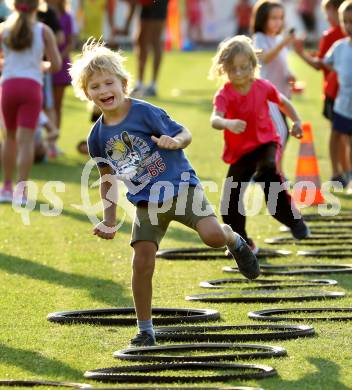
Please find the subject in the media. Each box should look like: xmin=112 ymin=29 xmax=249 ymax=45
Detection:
xmin=132 ymin=252 xmax=155 ymax=276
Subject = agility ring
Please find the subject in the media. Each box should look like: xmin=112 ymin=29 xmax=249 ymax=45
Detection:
xmin=248 ymin=307 xmax=352 ymax=321
xmin=114 ymin=343 xmax=286 ymax=362
xmin=84 ymin=362 xmax=277 ymax=383
xmin=223 ymin=264 xmax=352 ymax=275
xmin=297 ymin=249 xmax=352 ymax=259
xmin=185 ymin=290 xmax=344 ymax=303
xmin=265 ymin=235 xmax=352 ymax=245
xmin=47 ymin=308 xmax=220 ymax=326
xmin=154 ymin=323 xmax=314 ymax=342
xmin=0 ymin=381 xmax=91 ymax=388
xmin=156 ymin=247 xmax=291 ymax=260
xmin=279 ymin=224 xmax=352 ymax=232
xmin=302 ymin=212 xmax=352 ymax=222
xmin=199 ymin=278 xmax=338 ymax=289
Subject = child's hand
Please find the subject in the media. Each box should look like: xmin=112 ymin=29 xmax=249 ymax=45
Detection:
xmin=93 ymin=220 xmax=116 ymax=240
xmin=151 ymin=135 xmax=181 ymax=149
xmin=226 ymin=119 xmax=246 ymax=134
xmin=290 ymin=121 xmax=303 ymax=139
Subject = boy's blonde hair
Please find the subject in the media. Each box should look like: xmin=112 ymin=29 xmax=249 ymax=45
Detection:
xmin=208 ymin=35 xmax=258 ymax=80
xmin=339 ymin=0 xmax=352 ymax=17
xmin=69 ymin=38 xmax=131 ymax=101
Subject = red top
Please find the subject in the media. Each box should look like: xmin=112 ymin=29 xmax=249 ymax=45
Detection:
xmin=318 ymin=25 xmax=345 ymax=99
xmin=138 ymin=0 xmax=154 ymax=5
xmin=235 ymin=3 xmax=252 ymax=28
xmin=214 ymin=79 xmax=282 ymax=164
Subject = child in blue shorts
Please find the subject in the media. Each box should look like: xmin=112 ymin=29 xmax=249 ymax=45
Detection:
xmin=69 ymin=39 xmax=260 ymax=347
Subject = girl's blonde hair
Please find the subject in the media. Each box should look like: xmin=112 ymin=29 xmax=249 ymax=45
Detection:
xmin=339 ymin=0 xmax=352 ymax=18
xmin=4 ymin=0 xmax=39 ymax=51
xmin=209 ymin=35 xmax=258 ymax=80
xmin=69 ymin=38 xmax=131 ymax=101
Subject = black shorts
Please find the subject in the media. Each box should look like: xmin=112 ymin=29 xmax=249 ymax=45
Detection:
xmin=141 ymin=0 xmax=169 ymax=20
xmin=323 ymin=96 xmax=334 ymax=121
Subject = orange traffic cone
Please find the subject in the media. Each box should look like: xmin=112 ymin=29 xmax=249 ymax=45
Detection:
xmin=292 ymin=122 xmax=325 ymax=205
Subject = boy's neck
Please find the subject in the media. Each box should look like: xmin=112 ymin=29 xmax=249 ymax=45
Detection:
xmin=102 ymin=98 xmax=131 ymax=126
xmin=231 ymin=79 xmax=253 ymax=95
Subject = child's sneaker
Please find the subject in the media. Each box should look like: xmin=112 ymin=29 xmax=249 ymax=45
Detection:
xmin=129 ymin=331 xmax=156 ymax=347
xmin=227 ymin=234 xmax=260 ymax=280
xmin=290 ymin=219 xmax=310 ymax=239
xmin=247 ymin=237 xmax=259 ymax=255
xmin=0 ymin=187 xmax=13 ymax=203
xmin=12 ymin=185 xmax=28 ymax=207
xmin=144 ymin=84 xmax=157 ymax=97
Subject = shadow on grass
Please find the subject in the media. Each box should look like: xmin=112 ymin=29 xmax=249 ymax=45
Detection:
xmin=262 ymin=357 xmax=350 ymax=389
xmin=0 ymin=253 xmax=132 ymax=307
xmin=0 ymin=343 xmax=82 ymax=379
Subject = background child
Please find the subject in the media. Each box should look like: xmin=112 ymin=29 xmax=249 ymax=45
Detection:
xmin=294 ymin=0 xmax=346 ymax=186
xmin=235 ymin=0 xmax=252 ymax=36
xmin=209 ymin=35 xmax=310 ymax=253
xmin=69 ymin=39 xmax=259 ymax=347
xmin=252 ymin=0 xmax=296 ymax=174
xmin=0 ymin=0 xmax=61 ymax=204
xmin=324 ymin=0 xmax=352 ymax=192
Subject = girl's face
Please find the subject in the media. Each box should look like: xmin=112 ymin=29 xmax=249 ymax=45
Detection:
xmin=324 ymin=5 xmax=339 ymax=27
xmin=86 ymin=70 xmax=126 ymax=113
xmin=266 ymin=6 xmax=284 ymax=35
xmin=341 ymin=9 xmax=352 ymax=38
xmin=225 ymin=53 xmax=254 ymax=89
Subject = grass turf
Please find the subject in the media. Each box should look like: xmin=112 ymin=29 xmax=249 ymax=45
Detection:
xmin=0 ymin=50 xmax=352 ymax=389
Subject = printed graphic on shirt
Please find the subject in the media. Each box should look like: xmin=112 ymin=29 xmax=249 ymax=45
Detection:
xmin=105 ymin=131 xmax=166 ymax=183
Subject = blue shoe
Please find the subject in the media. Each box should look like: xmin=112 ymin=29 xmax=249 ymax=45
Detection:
xmin=290 ymin=219 xmax=310 ymax=239
xmin=129 ymin=331 xmax=156 ymax=347
xmin=227 ymin=235 xmax=260 ymax=280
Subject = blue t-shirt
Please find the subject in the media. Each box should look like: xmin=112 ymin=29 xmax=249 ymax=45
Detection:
xmin=88 ymin=98 xmax=200 ymax=205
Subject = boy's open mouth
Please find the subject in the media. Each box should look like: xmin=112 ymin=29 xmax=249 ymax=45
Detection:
xmin=101 ymin=96 xmax=114 ymax=103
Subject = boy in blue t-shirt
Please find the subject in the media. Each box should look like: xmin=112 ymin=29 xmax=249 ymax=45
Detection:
xmin=69 ymin=39 xmax=259 ymax=347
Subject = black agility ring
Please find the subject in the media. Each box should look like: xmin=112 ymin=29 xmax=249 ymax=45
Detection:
xmin=223 ymin=264 xmax=352 ymax=275
xmin=154 ymin=324 xmax=315 ymax=342
xmin=265 ymin=235 xmax=352 ymax=245
xmin=84 ymin=362 xmax=277 ymax=383
xmin=268 ymin=239 xmax=352 ymax=247
xmin=297 ymin=249 xmax=352 ymax=259
xmin=185 ymin=290 xmax=344 ymax=303
xmin=199 ymin=278 xmax=338 ymax=289
xmin=302 ymin=212 xmax=352 ymax=221
xmin=0 ymin=380 xmax=91 ymax=388
xmin=156 ymin=247 xmax=291 ymax=260
xmin=47 ymin=308 xmax=220 ymax=326
xmin=248 ymin=307 xmax=352 ymax=321
xmin=97 ymin=387 xmax=264 ymax=390
xmin=279 ymin=224 xmax=352 ymax=232
xmin=113 ymin=343 xmax=286 ymax=362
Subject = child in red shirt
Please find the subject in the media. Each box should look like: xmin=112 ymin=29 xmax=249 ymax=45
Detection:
xmin=294 ymin=0 xmax=345 ymax=185
xmin=235 ymin=0 xmax=252 ymax=36
xmin=209 ymin=35 xmax=310 ymax=251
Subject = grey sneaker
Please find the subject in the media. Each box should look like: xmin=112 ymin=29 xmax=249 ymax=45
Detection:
xmin=129 ymin=331 xmax=156 ymax=347
xmin=227 ymin=235 xmax=260 ymax=280
xmin=144 ymin=85 xmax=157 ymax=97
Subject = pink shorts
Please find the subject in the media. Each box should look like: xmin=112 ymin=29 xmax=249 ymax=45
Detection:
xmin=1 ymin=78 xmax=43 ymax=131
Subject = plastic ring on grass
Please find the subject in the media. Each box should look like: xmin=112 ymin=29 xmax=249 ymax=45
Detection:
xmin=84 ymin=362 xmax=277 ymax=383
xmin=185 ymin=290 xmax=344 ymax=303
xmin=156 ymin=247 xmax=291 ymax=260
xmin=154 ymin=324 xmax=315 ymax=342
xmin=297 ymin=249 xmax=352 ymax=258
xmin=268 ymin=239 xmax=352 ymax=247
xmin=199 ymin=278 xmax=338 ymax=289
xmin=113 ymin=343 xmax=287 ymax=362
xmin=223 ymin=264 xmax=352 ymax=275
xmin=47 ymin=307 xmax=220 ymax=326
xmin=265 ymin=235 xmax=352 ymax=245
xmin=302 ymin=212 xmax=352 ymax=222
xmin=279 ymin=224 xmax=352 ymax=232
xmin=96 ymin=387 xmax=264 ymax=390
xmin=0 ymin=380 xmax=92 ymax=388
xmin=248 ymin=307 xmax=352 ymax=321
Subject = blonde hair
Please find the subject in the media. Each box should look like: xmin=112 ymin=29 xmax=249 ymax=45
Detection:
xmin=339 ymin=0 xmax=352 ymax=17
xmin=4 ymin=0 xmax=39 ymax=51
xmin=209 ymin=35 xmax=258 ymax=81
xmin=69 ymin=38 xmax=131 ymax=101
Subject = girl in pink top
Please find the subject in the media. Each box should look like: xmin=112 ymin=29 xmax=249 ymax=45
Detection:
xmin=209 ymin=35 xmax=309 ymax=251
xmin=0 ymin=0 xmax=61 ymax=205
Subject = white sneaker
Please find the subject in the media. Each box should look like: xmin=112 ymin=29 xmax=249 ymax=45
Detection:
xmin=0 ymin=187 xmax=13 ymax=203
xmin=346 ymin=180 xmax=352 ymax=195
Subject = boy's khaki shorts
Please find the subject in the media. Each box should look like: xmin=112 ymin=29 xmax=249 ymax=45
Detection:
xmin=131 ymin=185 xmax=216 ymax=248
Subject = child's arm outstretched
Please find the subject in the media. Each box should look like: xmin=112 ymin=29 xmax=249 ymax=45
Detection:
xmin=93 ymin=165 xmax=117 ymax=240
xmin=210 ymin=111 xmax=246 ymax=134
xmin=278 ymin=94 xmax=303 ymax=139
xmin=151 ymin=127 xmax=192 ymax=149
xmin=293 ymin=39 xmax=323 ymax=70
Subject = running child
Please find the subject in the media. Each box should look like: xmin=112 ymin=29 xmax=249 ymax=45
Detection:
xmin=252 ymin=0 xmax=296 ymax=173
xmin=294 ymin=0 xmax=346 ymax=186
xmin=324 ymin=0 xmax=352 ymax=192
xmin=0 ymin=0 xmax=61 ymax=204
xmin=209 ymin=35 xmax=310 ymax=253
xmin=69 ymin=39 xmax=260 ymax=347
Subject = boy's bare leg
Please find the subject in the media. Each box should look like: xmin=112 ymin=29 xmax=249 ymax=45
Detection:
xmin=131 ymin=240 xmax=157 ymax=321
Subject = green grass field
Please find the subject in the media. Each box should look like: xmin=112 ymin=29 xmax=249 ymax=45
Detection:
xmin=1 ymin=50 xmax=352 ymax=389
